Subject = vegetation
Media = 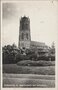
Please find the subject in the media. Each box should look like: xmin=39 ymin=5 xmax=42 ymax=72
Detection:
xmin=2 ymin=44 xmax=18 ymax=64
xmin=2 ymin=42 xmax=55 ymax=64
xmin=3 ymin=73 xmax=55 ymax=87
xmin=17 ymin=60 xmax=55 ymax=66
xmin=3 ymin=64 xmax=55 ymax=75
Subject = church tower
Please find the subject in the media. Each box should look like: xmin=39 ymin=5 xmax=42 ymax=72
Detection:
xmin=18 ymin=16 xmax=31 ymax=49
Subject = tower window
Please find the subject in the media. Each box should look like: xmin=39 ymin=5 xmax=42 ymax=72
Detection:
xmin=22 ymin=22 xmax=28 ymax=30
xmin=26 ymin=33 xmax=28 ymax=39
xmin=21 ymin=33 xmax=24 ymax=40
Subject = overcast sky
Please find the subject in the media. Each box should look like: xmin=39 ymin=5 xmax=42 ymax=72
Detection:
xmin=2 ymin=1 xmax=58 ymax=47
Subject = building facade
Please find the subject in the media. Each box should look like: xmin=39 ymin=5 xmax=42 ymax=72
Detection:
xmin=18 ymin=16 xmax=49 ymax=54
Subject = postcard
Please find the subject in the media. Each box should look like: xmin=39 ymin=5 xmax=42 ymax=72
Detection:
xmin=0 ymin=0 xmax=58 ymax=90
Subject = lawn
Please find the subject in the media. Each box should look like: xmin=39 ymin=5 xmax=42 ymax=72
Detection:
xmin=3 ymin=64 xmax=55 ymax=75
xmin=3 ymin=64 xmax=55 ymax=88
xmin=3 ymin=73 xmax=55 ymax=88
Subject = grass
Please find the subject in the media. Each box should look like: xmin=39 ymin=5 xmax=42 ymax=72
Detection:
xmin=3 ymin=73 xmax=55 ymax=88
xmin=3 ymin=62 xmax=55 ymax=88
xmin=3 ymin=64 xmax=55 ymax=75
xmin=3 ymin=73 xmax=55 ymax=80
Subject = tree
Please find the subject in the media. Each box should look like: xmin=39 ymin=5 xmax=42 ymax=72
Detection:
xmin=51 ymin=42 xmax=55 ymax=54
xmin=48 ymin=42 xmax=55 ymax=61
xmin=2 ymin=44 xmax=19 ymax=64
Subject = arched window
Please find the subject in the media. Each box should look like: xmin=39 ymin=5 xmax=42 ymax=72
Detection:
xmin=26 ymin=33 xmax=28 ymax=39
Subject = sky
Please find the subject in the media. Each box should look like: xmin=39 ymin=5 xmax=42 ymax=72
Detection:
xmin=2 ymin=1 xmax=58 ymax=47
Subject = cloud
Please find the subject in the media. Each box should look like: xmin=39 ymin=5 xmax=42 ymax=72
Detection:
xmin=2 ymin=3 xmax=16 ymax=19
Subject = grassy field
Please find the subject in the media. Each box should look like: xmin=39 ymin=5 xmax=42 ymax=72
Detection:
xmin=3 ymin=64 xmax=55 ymax=75
xmin=3 ymin=64 xmax=55 ymax=88
xmin=3 ymin=73 xmax=55 ymax=88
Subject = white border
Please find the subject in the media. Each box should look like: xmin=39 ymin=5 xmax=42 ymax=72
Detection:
xmin=1 ymin=0 xmax=58 ymax=90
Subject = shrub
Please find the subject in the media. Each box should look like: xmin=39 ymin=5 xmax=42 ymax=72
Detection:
xmin=17 ymin=60 xmax=55 ymax=66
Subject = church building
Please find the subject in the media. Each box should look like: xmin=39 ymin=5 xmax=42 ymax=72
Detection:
xmin=18 ymin=16 xmax=49 ymax=55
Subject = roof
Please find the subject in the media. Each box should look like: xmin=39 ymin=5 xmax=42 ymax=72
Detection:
xmin=31 ymin=41 xmax=49 ymax=52
xmin=31 ymin=41 xmax=45 ymax=47
xmin=21 ymin=16 xmax=29 ymax=21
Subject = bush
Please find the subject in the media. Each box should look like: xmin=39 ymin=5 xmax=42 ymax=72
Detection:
xmin=17 ymin=60 xmax=55 ymax=66
xmin=3 ymin=52 xmax=16 ymax=64
xmin=37 ymin=56 xmax=55 ymax=61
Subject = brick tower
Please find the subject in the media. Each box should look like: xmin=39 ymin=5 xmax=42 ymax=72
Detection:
xmin=18 ymin=16 xmax=31 ymax=49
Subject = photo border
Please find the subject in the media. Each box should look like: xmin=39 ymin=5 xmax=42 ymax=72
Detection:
xmin=0 ymin=0 xmax=58 ymax=90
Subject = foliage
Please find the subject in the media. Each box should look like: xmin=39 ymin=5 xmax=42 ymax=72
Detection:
xmin=2 ymin=43 xmax=55 ymax=64
xmin=17 ymin=60 xmax=55 ymax=66
xmin=2 ymin=44 xmax=19 ymax=64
